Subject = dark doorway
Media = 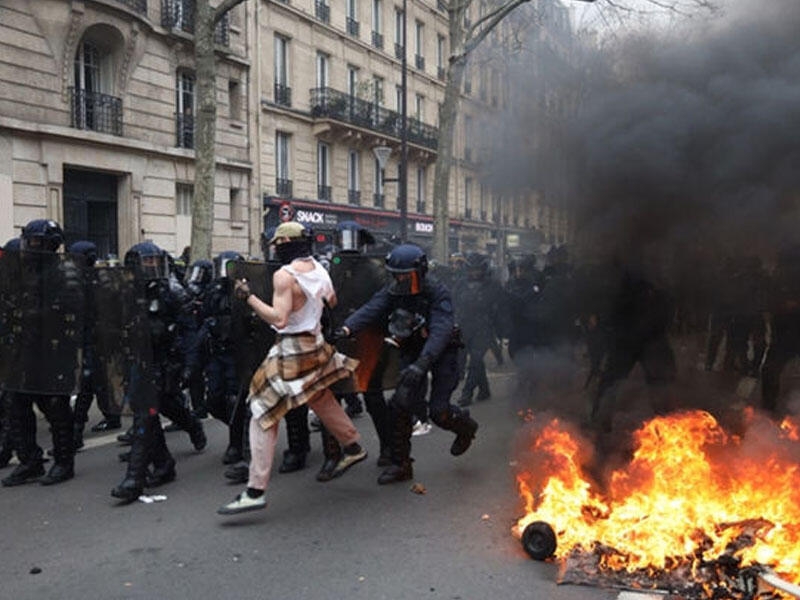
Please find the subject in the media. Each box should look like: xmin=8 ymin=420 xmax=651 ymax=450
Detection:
xmin=63 ymin=169 xmax=118 ymax=258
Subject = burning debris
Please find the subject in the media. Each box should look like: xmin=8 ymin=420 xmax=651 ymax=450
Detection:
xmin=513 ymin=410 xmax=800 ymax=599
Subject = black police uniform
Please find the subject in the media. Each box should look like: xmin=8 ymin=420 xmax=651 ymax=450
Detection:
xmin=343 ymin=244 xmax=478 ymax=484
xmin=112 ymin=242 xmax=206 ymax=502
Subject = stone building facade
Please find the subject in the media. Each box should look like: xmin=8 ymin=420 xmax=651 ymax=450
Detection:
xmin=0 ymin=0 xmax=254 ymax=257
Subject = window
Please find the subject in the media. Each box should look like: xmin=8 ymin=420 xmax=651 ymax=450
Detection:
xmin=394 ymin=8 xmax=403 ymax=46
xmin=464 ymin=114 xmax=472 ymax=161
xmin=437 ymin=35 xmax=445 ymax=68
xmin=464 ymin=177 xmax=472 ymax=218
xmin=72 ymin=38 xmax=122 ymax=135
xmin=316 ymin=51 xmax=329 ymax=88
xmin=415 ymin=94 xmax=424 ymax=120
xmin=75 ymin=40 xmax=101 ymax=95
xmin=416 ymin=166 xmax=426 ymax=212
xmin=228 ymin=80 xmax=241 ymax=121
xmin=348 ymin=149 xmax=360 ymax=204
xmin=276 ymin=131 xmax=291 ymax=196
xmin=372 ymin=0 xmax=382 ymax=33
xmin=317 ymin=142 xmax=331 ymax=200
xmin=347 ymin=65 xmax=359 ymax=96
xmin=415 ymin=21 xmax=424 ymax=56
xmin=373 ymin=157 xmax=384 ymax=206
xmin=274 ymin=35 xmax=290 ymax=106
xmin=176 ymin=183 xmax=193 ymax=216
xmin=230 ymin=188 xmax=244 ymax=221
xmin=395 ymin=85 xmax=403 ymax=112
xmin=176 ymin=70 xmax=195 ymax=148
xmin=373 ymin=75 xmax=384 ymax=107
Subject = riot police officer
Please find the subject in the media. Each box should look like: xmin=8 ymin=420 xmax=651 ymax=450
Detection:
xmin=0 ymin=237 xmax=22 ymax=469
xmin=68 ymin=240 xmax=120 ymax=449
xmin=111 ymin=242 xmax=206 ymax=502
xmin=2 ymin=220 xmax=81 ymax=486
xmin=189 ymin=250 xmax=246 ymax=464
xmin=183 ymin=258 xmax=214 ymax=418
xmin=338 ymin=244 xmax=478 ymax=484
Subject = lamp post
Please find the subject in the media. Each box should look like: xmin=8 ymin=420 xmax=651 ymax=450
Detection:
xmin=372 ymin=0 xmax=408 ymax=242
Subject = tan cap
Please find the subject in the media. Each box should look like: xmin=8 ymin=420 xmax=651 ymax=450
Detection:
xmin=268 ymin=221 xmax=308 ymax=244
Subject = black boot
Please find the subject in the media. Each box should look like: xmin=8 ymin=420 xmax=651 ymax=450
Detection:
xmin=449 ymin=410 xmax=478 ymax=457
xmin=222 ymin=395 xmax=243 ymax=465
xmin=224 ymin=461 xmax=249 ymax=484
xmin=111 ymin=415 xmax=153 ymax=502
xmin=279 ymin=406 xmax=309 ymax=473
xmin=2 ymin=458 xmax=45 ymax=486
xmin=117 ymin=424 xmax=135 ymax=445
xmin=377 ymin=407 xmax=414 ymax=485
xmin=188 ymin=416 xmax=207 ymax=451
xmin=146 ymin=424 xmax=176 ymax=488
xmin=40 ymin=402 xmax=75 ymax=486
xmin=316 ymin=425 xmax=342 ymax=482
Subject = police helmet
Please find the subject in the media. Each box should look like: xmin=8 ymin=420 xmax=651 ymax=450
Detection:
xmin=465 ymin=252 xmax=489 ymax=280
xmin=386 ymin=244 xmax=427 ymax=295
xmin=213 ymin=251 xmax=244 ymax=279
xmin=21 ymin=219 xmax=64 ymax=252
xmin=336 ymin=221 xmax=375 ymax=252
xmin=187 ymin=259 xmax=214 ymax=286
xmin=68 ymin=240 xmax=98 ymax=267
xmin=124 ymin=241 xmax=167 ymax=281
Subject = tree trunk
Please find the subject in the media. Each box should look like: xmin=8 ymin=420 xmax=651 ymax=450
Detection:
xmin=432 ymin=2 xmax=468 ymax=264
xmin=192 ymin=0 xmax=217 ymax=261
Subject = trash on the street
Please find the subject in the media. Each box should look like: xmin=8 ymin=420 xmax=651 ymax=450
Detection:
xmin=410 ymin=482 xmax=426 ymax=495
xmin=138 ymin=495 xmax=167 ymax=504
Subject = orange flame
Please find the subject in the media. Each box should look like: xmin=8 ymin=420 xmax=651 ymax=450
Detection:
xmin=513 ymin=410 xmax=800 ymax=583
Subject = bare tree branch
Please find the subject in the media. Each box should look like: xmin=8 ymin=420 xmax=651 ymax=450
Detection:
xmin=462 ymin=0 xmax=531 ymax=59
xmin=214 ymin=0 xmax=247 ymax=23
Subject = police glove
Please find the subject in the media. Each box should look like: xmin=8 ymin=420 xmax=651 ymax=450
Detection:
xmin=392 ymin=355 xmax=433 ymax=410
xmin=332 ymin=326 xmax=351 ymax=342
xmin=234 ymin=279 xmax=252 ymax=301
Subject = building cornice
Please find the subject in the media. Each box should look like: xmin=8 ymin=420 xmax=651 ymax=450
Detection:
xmin=0 ymin=116 xmax=252 ymax=171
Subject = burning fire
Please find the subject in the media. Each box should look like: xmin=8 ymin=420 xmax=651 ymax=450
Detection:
xmin=513 ymin=410 xmax=800 ymax=586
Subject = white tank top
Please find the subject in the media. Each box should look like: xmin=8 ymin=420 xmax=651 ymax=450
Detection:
xmin=275 ymin=258 xmax=333 ymax=335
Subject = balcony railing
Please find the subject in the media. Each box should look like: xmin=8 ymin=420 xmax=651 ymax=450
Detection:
xmin=348 ymin=190 xmax=361 ymax=205
xmin=318 ymin=185 xmax=332 ymax=201
xmin=347 ymin=17 xmax=360 ymax=36
xmin=373 ymin=193 xmax=385 ymax=208
xmin=437 ymin=66 xmax=446 ymax=81
xmin=276 ymin=178 xmax=293 ymax=197
xmin=118 ymin=0 xmax=147 ymax=14
xmin=372 ymin=31 xmax=384 ymax=49
xmin=394 ymin=43 xmax=404 ymax=60
xmin=310 ymin=87 xmax=438 ymax=151
xmin=274 ymin=83 xmax=292 ymax=107
xmin=176 ymin=112 xmax=194 ymax=148
xmin=315 ymin=1 xmax=330 ymax=23
xmin=69 ymin=88 xmax=123 ymax=136
xmin=161 ymin=0 xmax=229 ymax=45
xmin=415 ymin=55 xmax=425 ymax=70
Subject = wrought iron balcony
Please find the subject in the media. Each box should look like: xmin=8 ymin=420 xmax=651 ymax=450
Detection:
xmin=275 ymin=178 xmax=293 ymax=198
xmin=315 ymin=1 xmax=330 ymax=23
xmin=161 ymin=0 xmax=229 ymax=45
xmin=161 ymin=0 xmax=193 ymax=32
xmin=274 ymin=83 xmax=292 ymax=107
xmin=395 ymin=43 xmax=404 ymax=60
xmin=310 ymin=87 xmax=438 ymax=151
xmin=118 ymin=0 xmax=147 ymax=14
xmin=69 ymin=88 xmax=123 ymax=136
xmin=348 ymin=190 xmax=361 ymax=205
xmin=347 ymin=17 xmax=360 ymax=37
xmin=318 ymin=185 xmax=332 ymax=201
xmin=176 ymin=112 xmax=194 ymax=148
xmin=373 ymin=193 xmax=385 ymax=208
xmin=437 ymin=66 xmax=446 ymax=81
xmin=372 ymin=31 xmax=384 ymax=49
xmin=415 ymin=55 xmax=425 ymax=70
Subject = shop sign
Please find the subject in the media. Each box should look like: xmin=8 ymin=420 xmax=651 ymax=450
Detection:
xmin=414 ymin=222 xmax=434 ymax=233
xmin=296 ymin=209 xmax=338 ymax=226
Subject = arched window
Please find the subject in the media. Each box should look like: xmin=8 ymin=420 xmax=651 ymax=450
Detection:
xmin=70 ymin=27 xmax=123 ymax=135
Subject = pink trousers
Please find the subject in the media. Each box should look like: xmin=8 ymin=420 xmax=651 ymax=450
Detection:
xmin=248 ymin=390 xmax=360 ymax=491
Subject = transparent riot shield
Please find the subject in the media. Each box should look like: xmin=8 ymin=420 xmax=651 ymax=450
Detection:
xmin=0 ymin=251 xmax=86 ymax=395
xmin=328 ymin=253 xmax=399 ymax=393
xmin=230 ymin=260 xmax=280 ymax=386
xmin=92 ymin=265 xmax=154 ymax=416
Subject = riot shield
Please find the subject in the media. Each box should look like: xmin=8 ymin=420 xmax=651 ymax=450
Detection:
xmin=230 ymin=260 xmax=279 ymax=386
xmin=92 ymin=265 xmax=154 ymax=416
xmin=328 ymin=253 xmax=399 ymax=393
xmin=0 ymin=251 xmax=86 ymax=395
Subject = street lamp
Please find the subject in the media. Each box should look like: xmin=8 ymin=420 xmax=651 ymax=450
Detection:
xmin=371 ymin=0 xmax=408 ymax=242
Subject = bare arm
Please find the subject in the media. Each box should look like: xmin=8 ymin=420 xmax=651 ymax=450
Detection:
xmin=244 ymin=269 xmax=294 ymax=329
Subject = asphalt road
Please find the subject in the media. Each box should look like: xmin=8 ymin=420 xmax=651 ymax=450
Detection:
xmin=0 ymin=366 xmax=619 ymax=600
